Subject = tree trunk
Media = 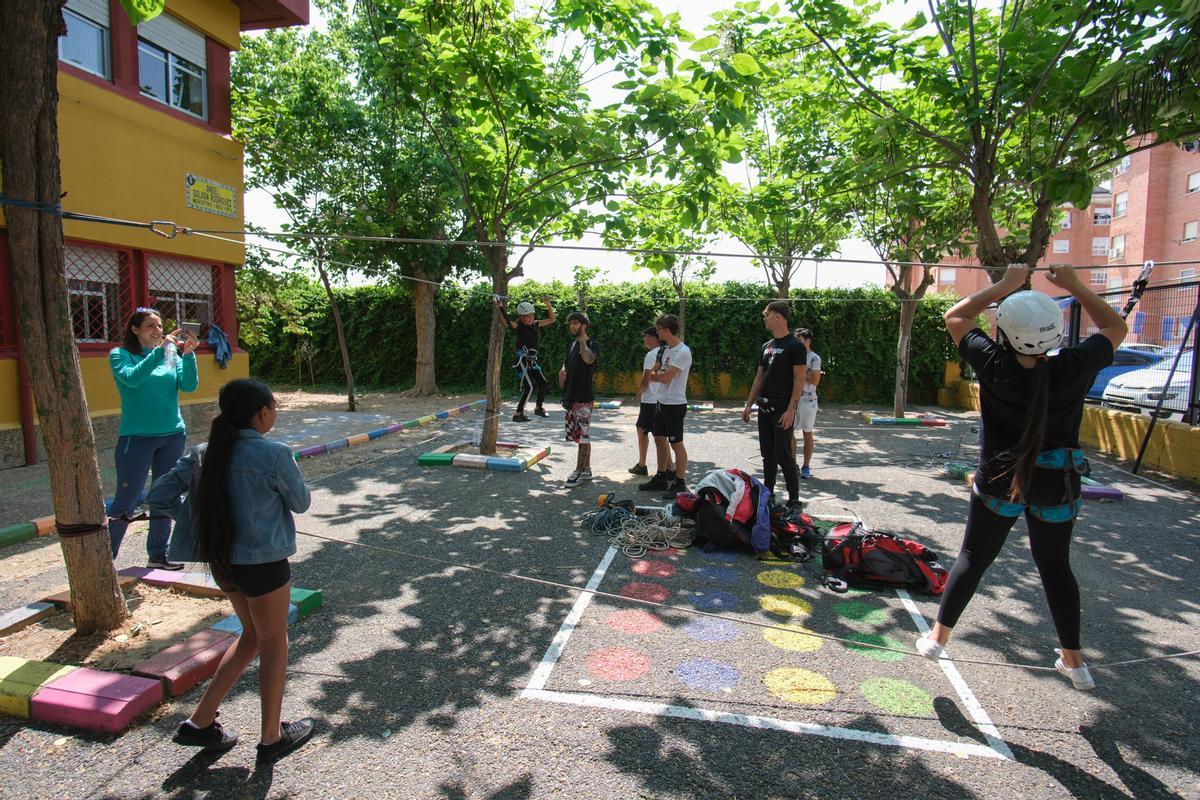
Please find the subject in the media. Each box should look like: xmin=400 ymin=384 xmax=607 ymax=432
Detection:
xmin=316 ymin=257 xmax=355 ymax=412
xmin=479 ymin=243 xmax=509 ymax=455
xmin=411 ymin=263 xmax=439 ymax=396
xmin=0 ymin=0 xmax=127 ymax=633
xmin=894 ymin=297 xmax=918 ymax=418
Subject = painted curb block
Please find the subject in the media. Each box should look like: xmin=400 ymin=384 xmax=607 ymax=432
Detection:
xmin=288 ymin=604 xmax=299 ymax=626
xmin=598 ymin=400 xmax=622 ymax=409
xmin=687 ymin=403 xmax=715 ymax=410
xmin=32 ymin=517 xmax=56 ymax=536
xmin=296 ymin=444 xmax=328 ymax=458
xmin=452 ymin=453 xmax=491 ymax=469
xmin=289 ymin=588 xmax=323 ymax=618
xmin=170 ymin=572 xmax=223 ymax=598
xmin=421 ymin=440 xmax=552 ymax=472
xmin=210 ymin=614 xmax=243 ymax=636
xmin=417 ymin=452 xmax=456 ymax=466
xmin=0 ymin=603 xmax=55 ymax=637
xmin=347 ymin=432 xmax=371 ymax=446
xmin=526 ymin=447 xmax=552 ymax=468
xmin=486 ymin=457 xmax=525 ymax=472
xmin=0 ymin=657 xmax=77 ymax=718
xmin=1082 ymin=485 xmax=1124 ymax=501
xmin=31 ymin=668 xmax=162 ymax=733
xmin=287 ymin=398 xmax=488 ymax=462
xmin=132 ymin=629 xmax=236 ymax=697
xmin=41 ymin=579 xmax=135 ymax=611
xmin=867 ymin=416 xmax=947 ymax=427
xmin=0 ymin=523 xmax=37 ymax=549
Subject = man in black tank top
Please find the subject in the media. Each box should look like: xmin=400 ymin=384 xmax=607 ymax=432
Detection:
xmin=497 ymin=296 xmax=556 ymax=421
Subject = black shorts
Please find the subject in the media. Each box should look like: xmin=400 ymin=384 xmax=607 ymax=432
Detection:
xmin=636 ymin=402 xmax=658 ymax=431
xmin=211 ymin=559 xmax=291 ymax=598
xmin=652 ymin=403 xmax=687 ymax=443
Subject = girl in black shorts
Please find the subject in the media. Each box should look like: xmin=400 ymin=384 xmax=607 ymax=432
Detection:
xmin=148 ymin=378 xmax=318 ymax=762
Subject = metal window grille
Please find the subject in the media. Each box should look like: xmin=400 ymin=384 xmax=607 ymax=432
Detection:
xmin=147 ymin=254 xmax=214 ymax=335
xmin=64 ymin=243 xmax=131 ymax=343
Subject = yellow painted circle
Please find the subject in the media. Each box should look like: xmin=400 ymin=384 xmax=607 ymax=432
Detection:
xmin=758 ymin=594 xmax=813 ymax=618
xmin=764 ymin=668 xmax=838 ymax=704
xmin=763 ymin=624 xmax=823 ymax=653
xmin=756 ymin=570 xmax=805 ymax=589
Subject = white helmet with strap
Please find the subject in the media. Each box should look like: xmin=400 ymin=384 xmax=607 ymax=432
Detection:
xmin=515 ymin=301 xmax=536 ymax=315
xmin=996 ymin=290 xmax=1063 ymax=355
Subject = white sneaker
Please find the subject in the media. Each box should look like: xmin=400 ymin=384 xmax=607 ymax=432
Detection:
xmin=915 ymin=634 xmax=945 ymax=660
xmin=1054 ymin=649 xmax=1096 ymax=690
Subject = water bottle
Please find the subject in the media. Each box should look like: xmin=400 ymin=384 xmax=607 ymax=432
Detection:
xmin=164 ymin=340 xmax=178 ymax=369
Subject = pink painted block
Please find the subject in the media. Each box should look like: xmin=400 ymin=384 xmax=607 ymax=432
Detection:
xmin=117 ymin=566 xmax=152 ymax=580
xmin=140 ymin=569 xmax=187 ymax=588
xmin=132 ymin=629 xmax=236 ymax=696
xmin=31 ymin=668 xmax=162 ymax=733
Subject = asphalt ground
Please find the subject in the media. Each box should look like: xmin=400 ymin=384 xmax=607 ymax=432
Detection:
xmin=0 ymin=403 xmax=1197 ymax=799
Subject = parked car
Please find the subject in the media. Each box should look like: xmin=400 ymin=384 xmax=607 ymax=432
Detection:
xmin=1049 ymin=345 xmax=1166 ymax=400
xmin=1123 ymin=343 xmax=1167 ymax=356
xmin=1102 ymin=349 xmax=1196 ymax=419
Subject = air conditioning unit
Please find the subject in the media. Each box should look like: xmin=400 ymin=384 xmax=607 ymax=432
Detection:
xmin=1180 ymin=139 xmax=1200 ymax=153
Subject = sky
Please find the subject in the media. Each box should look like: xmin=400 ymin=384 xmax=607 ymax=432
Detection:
xmin=242 ymin=1 xmax=924 ymax=290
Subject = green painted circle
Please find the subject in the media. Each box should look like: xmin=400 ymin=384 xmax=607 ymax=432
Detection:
xmin=861 ymin=677 xmax=934 ymax=717
xmin=832 ymin=600 xmax=889 ymax=625
xmin=845 ymin=632 xmax=907 ymax=662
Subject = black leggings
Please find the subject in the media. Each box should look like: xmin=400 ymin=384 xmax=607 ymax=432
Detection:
xmin=517 ymin=361 xmax=548 ymax=413
xmin=757 ymin=408 xmax=799 ymax=502
xmin=937 ymin=493 xmax=1081 ymax=650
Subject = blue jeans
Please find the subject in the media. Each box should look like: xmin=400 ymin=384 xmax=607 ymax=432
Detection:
xmin=109 ymin=433 xmax=186 ymax=559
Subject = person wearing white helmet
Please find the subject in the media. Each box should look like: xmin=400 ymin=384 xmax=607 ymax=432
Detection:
xmin=916 ymin=264 xmax=1127 ymax=692
xmin=496 ymin=295 xmax=556 ymax=421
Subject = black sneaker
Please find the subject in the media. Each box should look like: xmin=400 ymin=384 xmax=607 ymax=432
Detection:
xmin=639 ymin=472 xmax=671 ymax=491
xmin=628 ymin=464 xmax=649 ymax=476
xmin=512 ymin=413 xmax=530 ymax=422
xmin=173 ymin=716 xmax=238 ymax=751
xmin=786 ymin=499 xmax=804 ymax=511
xmin=662 ymin=478 xmax=688 ymax=498
xmin=148 ymin=555 xmax=185 ymax=571
xmin=533 ymin=407 xmax=548 ymax=417
xmin=256 ymin=718 xmax=315 ymax=765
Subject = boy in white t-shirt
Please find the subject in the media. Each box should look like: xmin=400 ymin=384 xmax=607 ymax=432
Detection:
xmin=639 ymin=314 xmax=693 ymax=496
xmin=631 ymin=326 xmax=673 ymax=476
xmin=792 ymin=328 xmax=821 ymax=478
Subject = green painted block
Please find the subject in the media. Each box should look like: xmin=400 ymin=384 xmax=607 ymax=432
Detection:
xmin=0 ymin=656 xmax=76 ymax=718
xmin=0 ymin=523 xmax=37 ymax=550
xmin=289 ymin=588 xmax=323 ymax=618
xmin=417 ymin=452 xmax=455 ymax=465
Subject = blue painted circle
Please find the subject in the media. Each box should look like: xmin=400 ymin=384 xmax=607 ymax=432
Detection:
xmin=699 ymin=549 xmax=741 ymax=562
xmin=683 ymin=617 xmax=741 ymax=643
xmin=674 ymin=659 xmax=742 ymax=692
xmin=695 ymin=566 xmax=740 ymax=584
xmin=693 ymin=590 xmax=740 ymax=612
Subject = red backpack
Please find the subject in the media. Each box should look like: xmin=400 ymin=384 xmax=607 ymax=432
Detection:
xmin=822 ymin=522 xmax=948 ymax=595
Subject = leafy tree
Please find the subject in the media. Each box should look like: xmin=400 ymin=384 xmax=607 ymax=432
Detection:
xmin=0 ymin=1 xmax=128 ymax=631
xmin=343 ymin=0 xmax=753 ymax=452
xmin=791 ymin=0 xmax=1200 ymax=280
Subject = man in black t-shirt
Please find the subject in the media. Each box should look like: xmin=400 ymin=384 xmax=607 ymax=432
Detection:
xmin=559 ymin=311 xmax=600 ymax=488
xmin=741 ymin=300 xmax=807 ymax=506
xmin=496 ymin=295 xmax=556 ymax=421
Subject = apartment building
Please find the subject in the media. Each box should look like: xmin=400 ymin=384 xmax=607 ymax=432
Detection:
xmin=0 ymin=0 xmax=308 ymax=466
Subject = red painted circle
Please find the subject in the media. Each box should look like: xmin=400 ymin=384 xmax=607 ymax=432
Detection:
xmin=620 ymin=582 xmax=671 ymax=603
xmin=586 ymin=648 xmax=652 ymax=681
xmin=631 ymin=560 xmax=678 ymax=578
xmin=606 ymin=609 xmax=664 ymax=634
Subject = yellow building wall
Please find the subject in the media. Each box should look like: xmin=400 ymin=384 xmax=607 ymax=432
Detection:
xmin=0 ymin=352 xmax=248 ymax=431
xmin=168 ymin=0 xmax=241 ymax=50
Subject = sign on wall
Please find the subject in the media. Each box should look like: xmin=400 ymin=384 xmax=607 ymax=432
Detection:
xmin=184 ymin=173 xmax=237 ymax=219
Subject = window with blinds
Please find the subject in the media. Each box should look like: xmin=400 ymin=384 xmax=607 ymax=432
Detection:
xmin=148 ymin=255 xmax=214 ymax=335
xmin=59 ymin=0 xmax=111 ymax=79
xmin=137 ymin=13 xmax=207 ymax=120
xmin=65 ymin=244 xmax=127 ymax=343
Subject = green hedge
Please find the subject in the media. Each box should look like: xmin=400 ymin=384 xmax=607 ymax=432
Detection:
xmin=243 ymin=276 xmax=960 ymax=403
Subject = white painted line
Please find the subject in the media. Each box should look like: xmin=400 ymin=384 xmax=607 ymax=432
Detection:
xmin=523 ymin=544 xmax=619 ymax=693
xmin=523 ymin=689 xmax=1007 ymax=760
xmin=895 ymin=588 xmax=1015 ymax=761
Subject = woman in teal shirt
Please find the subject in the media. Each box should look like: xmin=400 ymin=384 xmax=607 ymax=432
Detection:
xmin=108 ymin=308 xmax=199 ymax=568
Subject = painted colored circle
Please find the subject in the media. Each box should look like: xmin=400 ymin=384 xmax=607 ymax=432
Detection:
xmin=620 ymin=582 xmax=670 ymax=603
xmin=683 ymin=617 xmax=740 ymax=643
xmin=699 ymin=549 xmax=740 ymax=562
xmin=693 ymin=590 xmax=740 ymax=612
xmin=756 ymin=569 xmax=805 ymax=589
xmin=759 ymin=594 xmax=813 ymax=618
xmin=763 ymin=624 xmax=822 ymax=653
xmin=833 ymin=600 xmax=889 ymax=625
xmin=763 ymin=668 xmax=838 ymax=705
xmin=606 ymin=609 xmax=663 ymax=635
xmin=861 ymin=678 xmax=934 ymax=717
xmin=585 ymin=648 xmax=652 ymax=681
xmin=631 ymin=560 xmax=677 ymax=578
xmin=673 ymin=659 xmax=741 ymax=692
xmin=695 ymin=566 xmax=740 ymax=584
xmin=845 ymin=632 xmax=907 ymax=662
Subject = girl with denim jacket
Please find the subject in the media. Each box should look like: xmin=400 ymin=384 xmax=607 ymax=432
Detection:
xmin=916 ymin=265 xmax=1127 ymax=692
xmin=147 ymin=378 xmax=318 ymax=764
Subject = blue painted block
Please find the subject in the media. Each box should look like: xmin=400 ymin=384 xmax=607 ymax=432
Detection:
xmin=435 ymin=411 xmax=450 ymax=419
xmin=210 ymin=615 xmax=243 ymax=636
xmin=287 ymin=604 xmax=299 ymax=626
xmin=486 ymin=457 xmax=524 ymax=472
xmin=324 ymin=438 xmax=349 ymax=453
xmin=367 ymin=427 xmax=390 ymax=440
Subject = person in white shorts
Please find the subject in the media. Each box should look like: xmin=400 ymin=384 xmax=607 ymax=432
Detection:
xmin=792 ymin=328 xmax=821 ymax=479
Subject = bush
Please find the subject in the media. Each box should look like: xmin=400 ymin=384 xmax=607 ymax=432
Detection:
xmin=243 ymin=275 xmax=959 ymax=403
